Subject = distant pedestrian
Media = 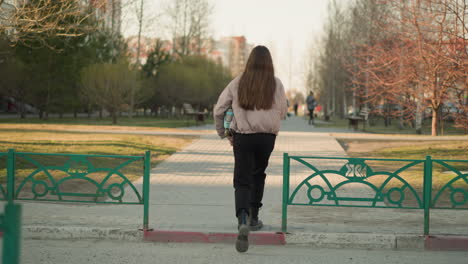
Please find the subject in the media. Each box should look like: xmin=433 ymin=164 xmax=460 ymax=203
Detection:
xmin=214 ymin=46 xmax=287 ymax=253
xmin=306 ymin=91 xmax=317 ymax=125
xmin=293 ymin=103 xmax=298 ymax=116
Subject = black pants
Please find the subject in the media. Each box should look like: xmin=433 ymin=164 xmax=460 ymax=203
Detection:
xmin=233 ymin=133 xmax=276 ymax=216
xmin=308 ymin=109 xmax=315 ymax=124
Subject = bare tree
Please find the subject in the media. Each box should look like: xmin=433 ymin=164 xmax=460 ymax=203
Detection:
xmin=348 ymin=0 xmax=467 ymax=136
xmin=164 ymin=0 xmax=213 ymax=56
xmin=0 ymin=0 xmax=99 ymax=48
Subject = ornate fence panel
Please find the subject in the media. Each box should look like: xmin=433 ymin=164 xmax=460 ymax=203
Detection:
xmin=14 ymin=152 xmax=144 ymax=203
xmin=1 ymin=149 xmax=151 ymax=230
xmin=430 ymin=159 xmax=468 ymax=210
xmin=282 ymin=154 xmax=468 ymax=236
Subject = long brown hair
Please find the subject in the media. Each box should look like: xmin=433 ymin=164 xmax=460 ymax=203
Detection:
xmin=238 ymin=46 xmax=276 ymax=110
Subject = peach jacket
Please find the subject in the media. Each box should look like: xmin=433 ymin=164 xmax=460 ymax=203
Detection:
xmin=213 ymin=76 xmax=288 ymax=138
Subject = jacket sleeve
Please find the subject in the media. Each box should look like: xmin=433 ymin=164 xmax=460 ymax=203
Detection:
xmin=213 ymin=80 xmax=234 ymax=138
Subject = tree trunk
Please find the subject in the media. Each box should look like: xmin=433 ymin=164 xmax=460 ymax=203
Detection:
xmin=129 ymin=93 xmax=134 ymax=119
xmin=111 ymin=110 xmax=117 ymax=124
xmin=99 ymin=108 xmax=103 ymax=119
xmin=131 ymin=0 xmax=144 ymax=118
xmin=332 ymin=80 xmax=336 ymax=118
xmin=74 ymin=110 xmax=77 ymax=119
xmin=398 ymin=104 xmax=404 ymax=130
xmin=431 ymin=108 xmax=438 ymax=136
xmin=45 ymin=53 xmax=51 ymax=121
xmin=342 ymin=90 xmax=347 ymax=119
xmin=352 ymin=91 xmax=356 ymax=116
xmin=323 ymin=103 xmax=329 ymax=121
xmin=87 ymin=104 xmax=92 ymax=118
xmin=19 ymin=102 xmax=26 ymax=119
xmin=384 ymin=103 xmax=390 ymax=127
xmin=111 ymin=0 xmax=116 ymax=33
xmin=59 ymin=112 xmax=63 ymax=118
xmin=39 ymin=109 xmax=43 ymax=119
xmin=415 ymin=105 xmax=422 ymax=135
xmin=438 ymin=107 xmax=444 ymax=136
xmin=135 ymin=0 xmax=144 ymax=65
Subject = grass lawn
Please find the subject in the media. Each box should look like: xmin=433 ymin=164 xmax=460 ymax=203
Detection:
xmin=0 ymin=130 xmax=196 ymax=201
xmin=340 ymin=140 xmax=468 ymax=207
xmin=316 ymin=117 xmax=466 ymax=135
xmin=0 ymin=116 xmax=213 ymax=128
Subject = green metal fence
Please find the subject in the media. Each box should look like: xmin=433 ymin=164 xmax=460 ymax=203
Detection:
xmin=0 ymin=153 xmax=7 ymax=201
xmin=0 ymin=149 xmax=151 ymax=230
xmin=0 ymin=202 xmax=22 ymax=264
xmin=282 ymin=153 xmax=468 ymax=235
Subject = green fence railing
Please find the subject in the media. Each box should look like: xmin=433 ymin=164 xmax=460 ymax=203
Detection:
xmin=0 ymin=202 xmax=22 ymax=264
xmin=0 ymin=149 xmax=151 ymax=230
xmin=0 ymin=153 xmax=7 ymax=201
xmin=282 ymin=153 xmax=468 ymax=235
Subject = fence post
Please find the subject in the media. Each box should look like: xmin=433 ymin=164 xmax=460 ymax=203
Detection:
xmin=282 ymin=153 xmax=290 ymax=233
xmin=423 ymin=155 xmax=433 ymax=236
xmin=143 ymin=151 xmax=151 ymax=231
xmin=7 ymin=149 xmax=15 ymax=202
xmin=2 ymin=202 xmax=22 ymax=264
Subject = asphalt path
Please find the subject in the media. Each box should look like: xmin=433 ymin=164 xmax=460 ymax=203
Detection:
xmin=17 ymin=239 xmax=468 ymax=264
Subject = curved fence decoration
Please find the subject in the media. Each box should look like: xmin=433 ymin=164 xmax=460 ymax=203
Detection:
xmin=288 ymin=157 xmax=424 ymax=209
xmin=282 ymin=154 xmax=468 ymax=236
xmin=14 ymin=153 xmax=144 ymax=204
xmin=0 ymin=149 xmax=151 ymax=230
xmin=431 ymin=160 xmax=468 ymax=209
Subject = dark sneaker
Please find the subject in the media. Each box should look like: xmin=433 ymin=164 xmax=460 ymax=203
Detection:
xmin=249 ymin=219 xmax=263 ymax=231
xmin=236 ymin=209 xmax=250 ymax=253
xmin=249 ymin=207 xmax=263 ymax=231
xmin=236 ymin=224 xmax=250 ymax=253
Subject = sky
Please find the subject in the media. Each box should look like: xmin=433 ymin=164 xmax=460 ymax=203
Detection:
xmin=122 ymin=0 xmax=347 ymax=92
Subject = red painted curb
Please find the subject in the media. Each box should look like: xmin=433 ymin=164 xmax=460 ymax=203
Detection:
xmin=144 ymin=230 xmax=286 ymax=245
xmin=425 ymin=236 xmax=468 ymax=251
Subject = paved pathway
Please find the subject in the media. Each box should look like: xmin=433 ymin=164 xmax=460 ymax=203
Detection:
xmin=139 ymin=125 xmax=350 ymax=232
xmin=6 ymin=116 xmax=466 ymax=238
xmin=16 ymin=239 xmax=468 ymax=264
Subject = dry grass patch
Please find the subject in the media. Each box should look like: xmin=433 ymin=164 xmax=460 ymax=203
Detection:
xmin=0 ymin=130 xmax=196 ymax=201
xmin=0 ymin=123 xmax=210 ymax=133
xmin=340 ymin=140 xmax=468 ymax=207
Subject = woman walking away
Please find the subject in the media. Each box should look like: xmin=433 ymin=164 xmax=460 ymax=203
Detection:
xmin=306 ymin=91 xmax=317 ymax=125
xmin=214 ymin=46 xmax=287 ymax=253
